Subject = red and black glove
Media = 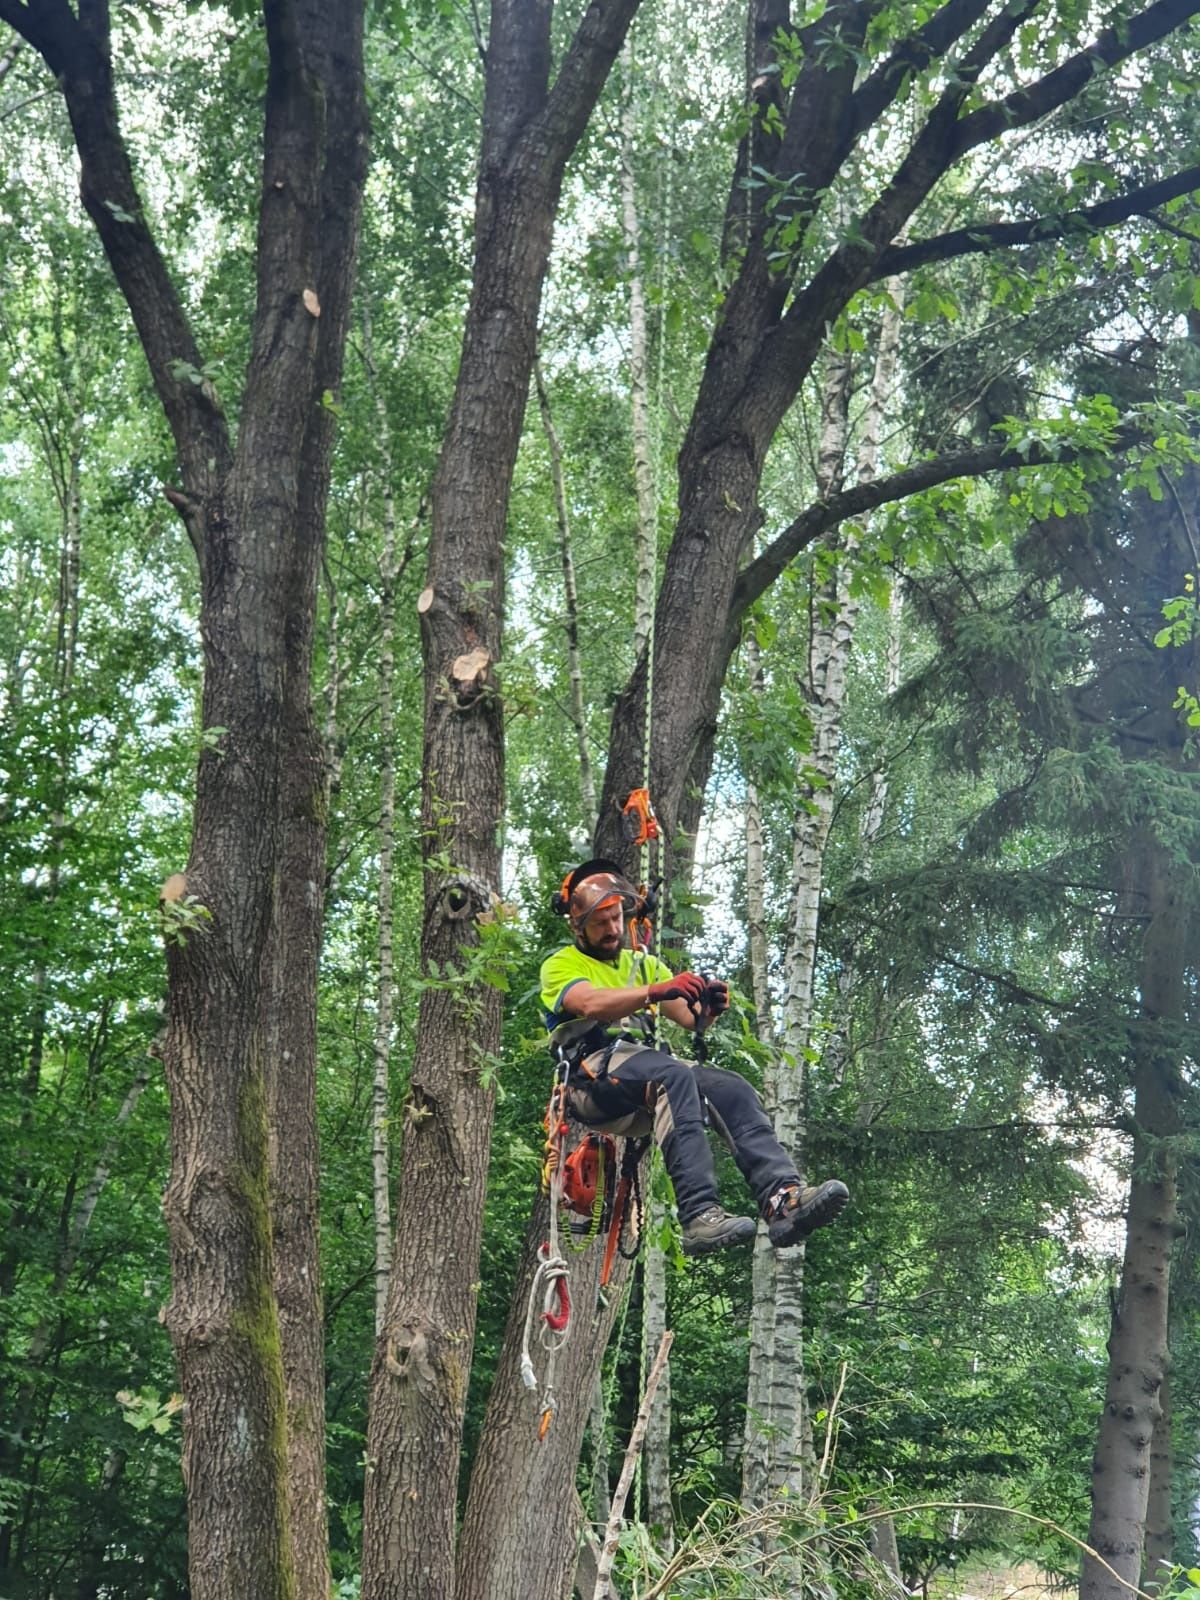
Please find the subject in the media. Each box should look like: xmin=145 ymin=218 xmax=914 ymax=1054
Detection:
xmin=646 ymin=971 xmax=706 ymax=1006
xmin=701 ymin=980 xmax=730 ymax=1020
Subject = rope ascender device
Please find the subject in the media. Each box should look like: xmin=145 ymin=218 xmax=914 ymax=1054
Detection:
xmin=620 ymin=786 xmax=659 ymax=848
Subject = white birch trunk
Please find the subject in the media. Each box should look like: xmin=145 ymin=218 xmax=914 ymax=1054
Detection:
xmin=535 ymin=358 xmax=597 ymax=831
xmin=767 ymin=346 xmax=853 ymax=1502
xmin=322 ymin=557 xmax=343 ymax=809
xmin=620 ymin=64 xmax=673 ymax=1542
xmin=741 ymin=632 xmax=779 ymax=1508
xmin=620 ymin=86 xmax=657 ymax=671
xmin=367 ymin=317 xmax=399 ymax=1335
xmin=823 ymin=273 xmax=907 ymax=1091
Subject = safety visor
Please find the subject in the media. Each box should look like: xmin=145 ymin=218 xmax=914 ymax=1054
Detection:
xmin=568 ymin=872 xmax=639 ymax=930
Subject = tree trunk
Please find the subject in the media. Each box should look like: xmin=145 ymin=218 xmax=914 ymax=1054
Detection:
xmin=1082 ymin=836 xmax=1184 ymax=1600
xmin=1143 ymin=1367 xmax=1173 ymax=1592
xmin=0 ymin=4 xmax=370 ymax=1593
xmin=365 ymin=310 xmax=401 ymax=1335
xmin=457 ymin=1194 xmax=636 ymax=1600
xmin=259 ymin=13 xmax=368 ymax=1589
xmin=535 ymin=358 xmax=596 ymax=833
xmin=361 ymin=7 xmax=640 ymax=1596
xmin=766 ymin=346 xmax=852 ymax=1503
xmin=642 ymin=1198 xmax=673 ymax=1544
xmin=741 ymin=632 xmax=779 ymax=1510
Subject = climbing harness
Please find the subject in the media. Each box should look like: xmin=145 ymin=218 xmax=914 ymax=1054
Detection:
xmin=523 ymin=1017 xmax=657 ymax=1441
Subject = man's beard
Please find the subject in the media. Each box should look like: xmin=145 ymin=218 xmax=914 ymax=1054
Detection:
xmin=577 ymin=929 xmax=622 ymax=961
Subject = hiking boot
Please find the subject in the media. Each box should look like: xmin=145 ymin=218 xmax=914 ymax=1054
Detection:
xmin=766 ymin=1180 xmax=849 ymax=1248
xmin=680 ymin=1204 xmax=757 ymax=1256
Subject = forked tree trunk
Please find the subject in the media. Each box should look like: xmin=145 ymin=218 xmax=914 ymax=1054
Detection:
xmin=1082 ymin=835 xmax=1184 ymax=1600
xmin=361 ymin=7 xmax=640 ymax=1597
xmin=595 ymin=0 xmax=1186 ymax=865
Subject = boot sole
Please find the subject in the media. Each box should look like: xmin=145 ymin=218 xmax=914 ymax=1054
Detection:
xmin=768 ymin=1180 xmax=849 ymax=1248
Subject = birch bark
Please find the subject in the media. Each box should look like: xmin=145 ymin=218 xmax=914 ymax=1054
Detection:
xmin=535 ymin=359 xmax=597 ymax=830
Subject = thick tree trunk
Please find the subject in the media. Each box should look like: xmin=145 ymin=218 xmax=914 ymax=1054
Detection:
xmin=1082 ymin=837 xmax=1184 ymax=1600
xmin=0 ymin=5 xmax=369 ymax=1593
xmin=362 ymin=6 xmax=640 ymax=1596
xmin=457 ymin=1195 xmax=635 ymax=1600
xmin=259 ymin=15 xmax=368 ymax=1597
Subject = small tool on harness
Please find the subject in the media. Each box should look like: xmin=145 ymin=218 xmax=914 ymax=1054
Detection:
xmin=601 ymin=1136 xmax=648 ymax=1286
xmin=561 ymin=1132 xmax=617 ymax=1240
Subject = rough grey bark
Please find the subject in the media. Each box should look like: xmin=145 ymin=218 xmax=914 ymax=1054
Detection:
xmin=0 ymin=5 xmax=370 ymax=1594
xmin=1082 ymin=835 xmax=1185 ymax=1600
xmin=457 ymin=1194 xmax=636 ymax=1600
xmin=360 ymin=6 xmax=641 ymax=1597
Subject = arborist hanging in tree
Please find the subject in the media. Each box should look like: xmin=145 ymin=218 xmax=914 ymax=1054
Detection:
xmin=541 ymin=858 xmax=849 ymax=1257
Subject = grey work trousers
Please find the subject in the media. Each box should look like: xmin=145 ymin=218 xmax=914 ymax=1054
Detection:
xmin=571 ymin=1044 xmax=797 ymax=1223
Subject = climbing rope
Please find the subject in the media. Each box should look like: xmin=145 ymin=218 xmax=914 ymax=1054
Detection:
xmin=522 ymin=1078 xmax=572 ymax=1440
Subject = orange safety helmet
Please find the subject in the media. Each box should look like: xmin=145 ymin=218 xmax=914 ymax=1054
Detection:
xmin=552 ymin=858 xmax=640 ymax=938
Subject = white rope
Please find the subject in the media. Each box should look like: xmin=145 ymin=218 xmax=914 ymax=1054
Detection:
xmin=520 ymin=1121 xmax=572 ymax=1433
